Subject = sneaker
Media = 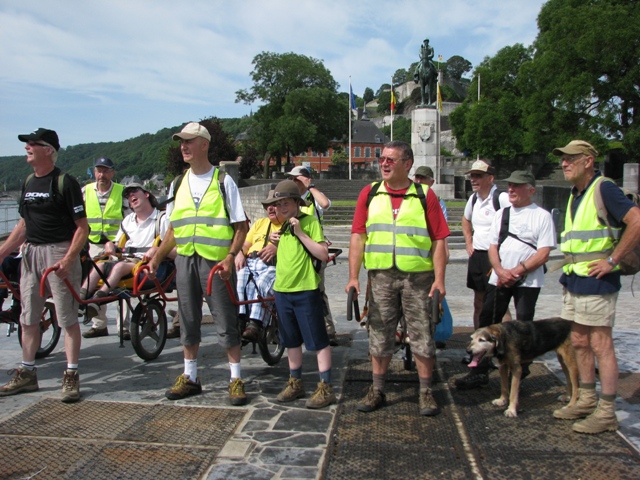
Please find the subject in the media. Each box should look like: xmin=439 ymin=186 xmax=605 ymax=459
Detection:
xmin=0 ymin=367 xmax=39 ymax=396
xmin=229 ymin=378 xmax=247 ymax=406
xmin=86 ymin=303 xmax=101 ymax=319
xmin=61 ymin=370 xmax=80 ymax=403
xmin=277 ymin=376 xmax=306 ymax=402
xmin=455 ymin=371 xmax=489 ymax=390
xmin=242 ymin=320 xmax=261 ymax=343
xmin=419 ymin=388 xmax=439 ymax=416
xmin=305 ymin=380 xmax=336 ymax=409
xmin=119 ymin=329 xmax=131 ymax=341
xmin=82 ymin=327 xmax=108 ymax=338
xmin=166 ymin=326 xmax=180 ymax=339
xmin=328 ymin=333 xmax=339 ymax=347
xmin=357 ymin=385 xmax=386 ymax=412
xmin=165 ymin=374 xmax=202 ymax=400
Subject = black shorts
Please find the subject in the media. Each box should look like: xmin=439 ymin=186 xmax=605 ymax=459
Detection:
xmin=466 ymin=250 xmax=491 ymax=292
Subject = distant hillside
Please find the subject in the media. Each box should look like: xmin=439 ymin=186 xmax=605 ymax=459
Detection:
xmin=0 ymin=118 xmax=249 ymax=190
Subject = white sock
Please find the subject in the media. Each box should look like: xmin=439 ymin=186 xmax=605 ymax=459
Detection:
xmin=184 ymin=359 xmax=198 ymax=381
xmin=229 ymin=362 xmax=241 ymax=381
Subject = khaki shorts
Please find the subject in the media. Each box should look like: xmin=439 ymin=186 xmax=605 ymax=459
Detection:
xmin=561 ymin=288 xmax=618 ymax=328
xmin=367 ymin=268 xmax=436 ymax=359
xmin=20 ymin=242 xmax=82 ymax=329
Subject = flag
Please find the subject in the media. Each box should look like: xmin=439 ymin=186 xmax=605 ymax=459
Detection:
xmin=437 ymin=82 xmax=443 ymax=112
xmin=87 ymin=167 xmax=93 ymax=179
xmin=350 ymin=84 xmax=357 ymax=114
xmin=390 ymin=89 xmax=396 ymax=112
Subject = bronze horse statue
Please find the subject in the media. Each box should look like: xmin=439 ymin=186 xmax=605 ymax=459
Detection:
xmin=414 ymin=39 xmax=438 ymax=107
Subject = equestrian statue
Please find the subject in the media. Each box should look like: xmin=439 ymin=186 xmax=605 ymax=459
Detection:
xmin=414 ymin=38 xmax=438 ymax=108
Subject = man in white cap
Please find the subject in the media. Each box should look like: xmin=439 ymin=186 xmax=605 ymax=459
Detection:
xmin=551 ymin=140 xmax=640 ymax=434
xmin=461 ymin=159 xmax=510 ymax=332
xmin=148 ymin=122 xmax=249 ymax=406
xmin=285 ymin=166 xmax=337 ymax=341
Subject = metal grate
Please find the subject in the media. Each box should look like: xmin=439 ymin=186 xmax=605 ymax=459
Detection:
xmin=324 ymin=358 xmax=640 ymax=479
xmin=0 ymin=399 xmax=246 ymax=480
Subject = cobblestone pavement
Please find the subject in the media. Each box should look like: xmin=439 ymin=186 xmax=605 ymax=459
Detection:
xmin=0 ymin=251 xmax=638 ymax=479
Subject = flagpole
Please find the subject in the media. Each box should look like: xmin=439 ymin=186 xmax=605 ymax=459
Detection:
xmin=390 ymin=76 xmax=394 ymax=142
xmin=349 ymin=76 xmax=352 ymax=180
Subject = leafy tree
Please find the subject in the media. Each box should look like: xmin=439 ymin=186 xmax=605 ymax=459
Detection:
xmin=449 ymin=44 xmax=532 ymax=165
xmin=520 ymin=0 xmax=640 ymax=157
xmin=237 ymin=144 xmax=261 ymax=179
xmin=363 ymin=87 xmax=374 ymax=103
xmin=236 ymin=52 xmax=345 ymax=177
xmin=377 ymin=90 xmax=392 ymax=114
xmin=375 ymin=83 xmax=390 ymax=98
xmin=392 ymin=68 xmax=408 ymax=85
xmin=331 ymin=147 xmax=348 ymax=165
xmin=380 ymin=117 xmax=411 ymax=144
xmin=444 ymin=55 xmax=472 ymax=81
xmin=165 ymin=118 xmax=238 ymax=177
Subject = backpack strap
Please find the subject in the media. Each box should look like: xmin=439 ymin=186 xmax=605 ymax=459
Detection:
xmin=498 ymin=206 xmax=538 ymax=251
xmin=472 ymin=189 xmax=502 ymax=212
xmin=282 ymin=213 xmax=322 ymax=272
xmin=366 ymin=181 xmax=428 ymax=214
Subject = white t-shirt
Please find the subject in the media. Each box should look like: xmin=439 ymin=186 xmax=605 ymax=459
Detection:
xmin=463 ymin=185 xmax=510 ymax=251
xmin=166 ymin=167 xmax=246 ymax=224
xmin=115 ymin=208 xmax=169 ymax=259
xmin=302 ymin=189 xmax=331 ymax=219
xmin=488 ymin=203 xmax=557 ymax=288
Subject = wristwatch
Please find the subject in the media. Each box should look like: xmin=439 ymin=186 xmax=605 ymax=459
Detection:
xmin=308 ymin=184 xmax=316 ymax=189
xmin=607 ymin=256 xmax=618 ymax=267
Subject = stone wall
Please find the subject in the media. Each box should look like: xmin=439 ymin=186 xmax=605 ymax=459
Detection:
xmin=239 ymin=182 xmax=274 ymax=224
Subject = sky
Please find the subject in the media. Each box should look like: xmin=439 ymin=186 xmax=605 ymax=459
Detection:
xmin=0 ymin=0 xmax=548 ymax=157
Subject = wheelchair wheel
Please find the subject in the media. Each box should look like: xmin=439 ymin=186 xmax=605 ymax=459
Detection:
xmin=257 ymin=310 xmax=284 ymax=366
xmin=130 ymin=300 xmax=166 ymax=361
xmin=18 ymin=303 xmax=61 ymax=359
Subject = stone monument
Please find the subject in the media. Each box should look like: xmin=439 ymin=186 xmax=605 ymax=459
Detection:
xmin=411 ymin=39 xmax=453 ymax=199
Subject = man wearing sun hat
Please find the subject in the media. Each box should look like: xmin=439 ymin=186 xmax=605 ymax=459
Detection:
xmin=284 ymin=166 xmax=337 ymax=341
xmin=551 ymin=139 xmax=640 ymax=434
xmin=0 ymin=128 xmax=88 ymax=403
xmin=147 ymin=121 xmax=249 ymax=406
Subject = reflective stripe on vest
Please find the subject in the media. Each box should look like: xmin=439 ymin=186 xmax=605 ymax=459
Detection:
xmin=169 ymin=168 xmax=233 ymax=260
xmin=85 ymin=183 xmax=124 ymax=243
xmin=561 ymin=178 xmax=621 ymax=276
xmin=364 ymin=182 xmax=433 ymax=272
xmin=301 ymin=192 xmax=323 ymax=223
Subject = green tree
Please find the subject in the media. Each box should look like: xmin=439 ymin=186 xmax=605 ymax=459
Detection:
xmin=377 ymin=90 xmax=391 ymax=114
xmin=449 ymin=44 xmax=533 ymax=165
xmin=444 ymin=55 xmax=472 ymax=81
xmin=380 ymin=117 xmax=411 ymax=144
xmin=331 ymin=147 xmax=348 ymax=165
xmin=363 ymin=87 xmax=374 ymax=103
xmin=375 ymin=83 xmax=390 ymax=98
xmin=236 ymin=52 xmax=345 ymax=178
xmin=392 ymin=68 xmax=408 ymax=85
xmin=520 ymin=0 xmax=640 ymax=157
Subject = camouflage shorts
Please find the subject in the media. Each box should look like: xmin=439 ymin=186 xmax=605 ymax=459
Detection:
xmin=367 ymin=268 xmax=436 ymax=358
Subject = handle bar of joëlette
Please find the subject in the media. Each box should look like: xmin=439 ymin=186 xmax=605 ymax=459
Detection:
xmin=0 ymin=270 xmax=20 ymax=300
xmin=206 ymin=264 xmax=275 ymax=307
xmin=346 ymin=286 xmax=360 ymax=322
xmin=40 ymin=263 xmax=178 ymax=305
xmin=327 ymin=248 xmax=342 ymax=266
xmin=431 ymin=288 xmax=441 ymax=324
xmin=132 ymin=264 xmax=178 ymax=302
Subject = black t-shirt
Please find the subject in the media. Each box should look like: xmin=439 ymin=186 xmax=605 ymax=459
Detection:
xmin=20 ymin=167 xmax=86 ymax=244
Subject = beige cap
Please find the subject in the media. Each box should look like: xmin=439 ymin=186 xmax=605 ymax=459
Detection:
xmin=552 ymin=140 xmax=599 ymax=158
xmin=172 ymin=122 xmax=212 ymax=142
xmin=414 ymin=166 xmax=434 ymax=178
xmin=465 ymin=159 xmax=496 ymax=175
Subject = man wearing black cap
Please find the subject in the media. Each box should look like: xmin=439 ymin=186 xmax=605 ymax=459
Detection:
xmin=82 ymin=157 xmax=127 ymax=338
xmin=551 ymin=140 xmax=640 ymax=434
xmin=0 ymin=128 xmax=88 ymax=403
xmin=456 ymin=170 xmax=556 ymax=389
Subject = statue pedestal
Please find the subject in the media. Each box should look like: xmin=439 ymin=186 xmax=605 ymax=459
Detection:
xmin=411 ymin=107 xmax=439 ymax=177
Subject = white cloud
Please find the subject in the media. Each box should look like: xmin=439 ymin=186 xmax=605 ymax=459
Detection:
xmin=0 ymin=0 xmax=546 ymax=155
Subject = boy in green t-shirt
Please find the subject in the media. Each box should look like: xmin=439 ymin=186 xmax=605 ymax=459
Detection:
xmin=268 ymin=180 xmax=334 ymax=409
